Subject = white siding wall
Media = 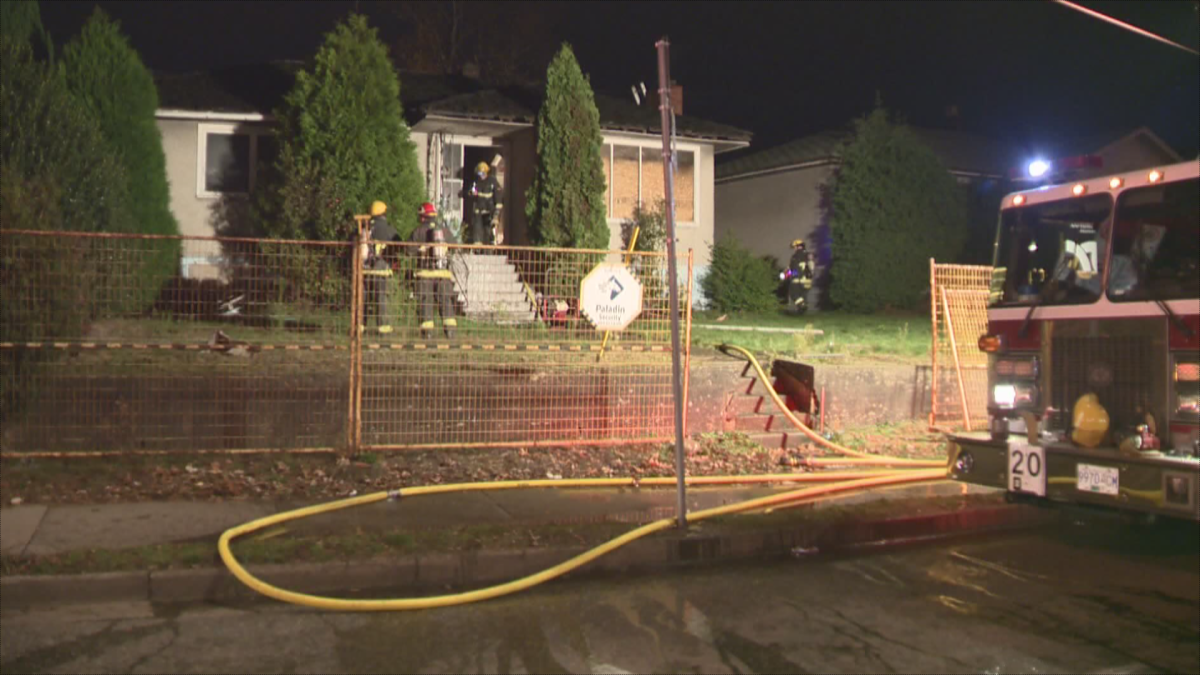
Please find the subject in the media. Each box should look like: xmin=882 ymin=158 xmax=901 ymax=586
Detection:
xmin=412 ymin=131 xmax=430 ymax=196
xmin=158 ymin=118 xmax=270 ymax=279
xmin=715 ymin=164 xmax=834 ymax=266
xmin=159 ymin=118 xmax=208 ymax=241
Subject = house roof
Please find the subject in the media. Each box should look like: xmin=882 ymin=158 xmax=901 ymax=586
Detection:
xmin=154 ymin=64 xmax=752 ymax=145
xmin=715 ymin=131 xmax=847 ymax=181
xmin=716 ymin=127 xmax=1021 ymax=182
xmin=908 ymin=128 xmax=1023 ymax=177
xmin=413 ymin=86 xmax=753 ymax=143
xmin=155 ymin=62 xmax=301 ymax=115
xmin=1031 ymin=127 xmax=1182 ymax=164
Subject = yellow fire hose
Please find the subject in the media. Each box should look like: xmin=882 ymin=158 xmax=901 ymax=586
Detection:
xmin=218 ymin=346 xmax=948 ymax=611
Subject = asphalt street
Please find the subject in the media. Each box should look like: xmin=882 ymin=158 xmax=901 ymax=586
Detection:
xmin=3 ymin=515 xmax=1197 ymax=674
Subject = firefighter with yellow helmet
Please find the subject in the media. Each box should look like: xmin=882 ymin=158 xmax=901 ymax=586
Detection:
xmin=467 ymin=161 xmax=503 ymax=245
xmin=408 ymin=202 xmax=457 ymax=339
xmin=358 ymin=200 xmax=400 ymax=334
xmin=781 ymin=239 xmax=814 ymax=314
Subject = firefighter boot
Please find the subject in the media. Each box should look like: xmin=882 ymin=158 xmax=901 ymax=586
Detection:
xmin=420 ymin=321 xmax=435 ymax=341
xmin=444 ymin=318 xmax=457 ymax=339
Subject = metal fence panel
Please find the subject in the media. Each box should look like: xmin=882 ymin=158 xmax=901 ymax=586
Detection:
xmin=356 ymin=241 xmax=688 ymax=450
xmin=1 ymin=231 xmax=352 ymax=454
xmin=929 ymin=260 xmax=992 ymax=431
xmin=0 ymin=230 xmax=690 ymax=455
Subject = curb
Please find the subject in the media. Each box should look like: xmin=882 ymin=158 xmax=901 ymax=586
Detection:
xmin=0 ymin=504 xmax=1052 ymax=608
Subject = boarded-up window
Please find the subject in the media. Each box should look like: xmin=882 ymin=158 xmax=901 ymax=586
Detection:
xmin=642 ymin=150 xmax=665 ymax=213
xmin=640 ymin=150 xmax=695 ymax=222
xmin=612 ymin=145 xmax=640 ymax=221
xmin=604 ymin=144 xmax=697 ymax=223
xmin=675 ymin=150 xmax=695 ymax=222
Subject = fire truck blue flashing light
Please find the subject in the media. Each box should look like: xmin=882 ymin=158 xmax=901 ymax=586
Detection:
xmin=1027 ymin=160 xmax=1050 ymax=178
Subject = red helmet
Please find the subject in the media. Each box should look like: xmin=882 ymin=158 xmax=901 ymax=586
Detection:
xmin=418 ymin=202 xmax=438 ymax=219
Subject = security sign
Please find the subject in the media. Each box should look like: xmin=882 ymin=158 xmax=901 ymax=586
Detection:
xmin=580 ymin=264 xmax=643 ymax=331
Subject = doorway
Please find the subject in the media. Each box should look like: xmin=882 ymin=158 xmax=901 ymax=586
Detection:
xmin=462 ymin=145 xmax=504 ymax=240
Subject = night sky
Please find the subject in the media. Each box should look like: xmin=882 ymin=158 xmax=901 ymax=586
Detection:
xmin=39 ymin=1 xmax=1200 ymax=159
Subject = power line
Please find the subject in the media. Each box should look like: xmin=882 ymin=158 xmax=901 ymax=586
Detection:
xmin=1051 ymin=0 xmax=1200 ymax=56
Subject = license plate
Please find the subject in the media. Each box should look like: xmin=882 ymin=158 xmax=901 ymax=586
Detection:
xmin=1008 ymin=444 xmax=1047 ymax=497
xmin=1077 ymin=463 xmax=1119 ymax=496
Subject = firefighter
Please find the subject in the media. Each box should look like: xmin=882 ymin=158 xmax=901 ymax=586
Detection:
xmin=789 ymin=240 xmax=814 ymax=280
xmin=359 ymin=200 xmax=400 ymax=334
xmin=783 ymin=239 xmax=814 ymax=314
xmin=467 ymin=161 xmax=503 ymax=245
xmin=409 ymin=202 xmax=457 ymax=339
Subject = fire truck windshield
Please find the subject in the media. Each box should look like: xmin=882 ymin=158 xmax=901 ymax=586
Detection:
xmin=1108 ymin=177 xmax=1200 ymax=302
xmin=991 ymin=193 xmax=1113 ymax=307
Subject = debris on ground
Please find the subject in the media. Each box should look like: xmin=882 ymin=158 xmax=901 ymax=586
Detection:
xmin=0 ymin=424 xmax=946 ymax=506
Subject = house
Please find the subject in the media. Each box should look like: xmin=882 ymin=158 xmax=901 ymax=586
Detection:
xmin=152 ymin=63 xmax=751 ymax=303
xmin=1012 ymin=127 xmax=1183 ymax=183
xmin=713 ymin=125 xmax=1180 ymax=305
xmin=714 ymin=127 xmax=1020 ymax=275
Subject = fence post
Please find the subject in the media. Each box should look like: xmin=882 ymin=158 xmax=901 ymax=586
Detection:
xmin=683 ymin=249 xmax=694 ymax=434
xmin=348 ymin=216 xmax=368 ymax=454
xmin=929 ymin=258 xmax=938 ymax=428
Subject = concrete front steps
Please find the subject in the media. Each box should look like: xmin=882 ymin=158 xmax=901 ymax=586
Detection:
xmin=724 ymin=362 xmax=812 ymax=450
xmin=450 ymin=253 xmax=537 ymax=324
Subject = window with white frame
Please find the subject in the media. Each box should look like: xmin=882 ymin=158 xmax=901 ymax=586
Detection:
xmin=197 ymin=123 xmax=275 ymax=198
xmin=601 ymin=142 xmax=696 ymax=224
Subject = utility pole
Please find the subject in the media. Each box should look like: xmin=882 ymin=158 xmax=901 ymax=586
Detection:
xmin=656 ymin=37 xmax=688 ymax=530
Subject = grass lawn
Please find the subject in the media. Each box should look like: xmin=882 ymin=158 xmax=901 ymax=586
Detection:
xmin=690 ymin=309 xmax=930 ymax=363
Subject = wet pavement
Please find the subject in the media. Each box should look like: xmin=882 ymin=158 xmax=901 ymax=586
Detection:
xmin=2 ymin=516 xmax=1197 ymax=674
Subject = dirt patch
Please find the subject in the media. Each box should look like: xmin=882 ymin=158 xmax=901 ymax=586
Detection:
xmin=0 ymin=428 xmax=946 ymax=507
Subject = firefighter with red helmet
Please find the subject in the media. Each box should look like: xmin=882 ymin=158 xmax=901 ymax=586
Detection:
xmin=359 ymin=200 xmax=400 ymax=334
xmin=409 ymin=202 xmax=457 ymax=339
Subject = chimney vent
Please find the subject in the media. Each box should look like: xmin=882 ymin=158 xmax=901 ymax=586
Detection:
xmin=670 ymin=82 xmax=683 ymax=116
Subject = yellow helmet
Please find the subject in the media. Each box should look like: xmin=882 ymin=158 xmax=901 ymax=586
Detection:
xmin=475 ymin=161 xmax=490 ymax=176
xmin=791 ymin=239 xmax=806 ymax=249
xmin=370 ymin=201 xmax=387 ymax=216
xmin=1071 ymin=393 xmax=1109 ymax=448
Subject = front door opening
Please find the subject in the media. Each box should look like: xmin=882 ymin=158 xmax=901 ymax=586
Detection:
xmin=462 ymin=145 xmax=504 ymax=242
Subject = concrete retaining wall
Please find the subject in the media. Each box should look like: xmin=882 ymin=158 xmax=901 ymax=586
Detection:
xmin=685 ymin=354 xmax=934 ymax=435
xmin=4 ymin=351 xmax=934 ymax=453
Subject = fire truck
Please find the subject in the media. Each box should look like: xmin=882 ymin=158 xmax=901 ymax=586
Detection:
xmin=947 ymin=159 xmax=1200 ymax=521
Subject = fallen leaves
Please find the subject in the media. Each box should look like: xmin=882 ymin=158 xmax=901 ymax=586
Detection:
xmin=0 ymin=425 xmax=947 ymax=507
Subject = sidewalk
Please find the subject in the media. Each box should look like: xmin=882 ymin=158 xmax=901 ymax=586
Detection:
xmin=0 ymin=481 xmax=1051 ymax=607
xmin=4 ymin=482 xmax=983 ymax=557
